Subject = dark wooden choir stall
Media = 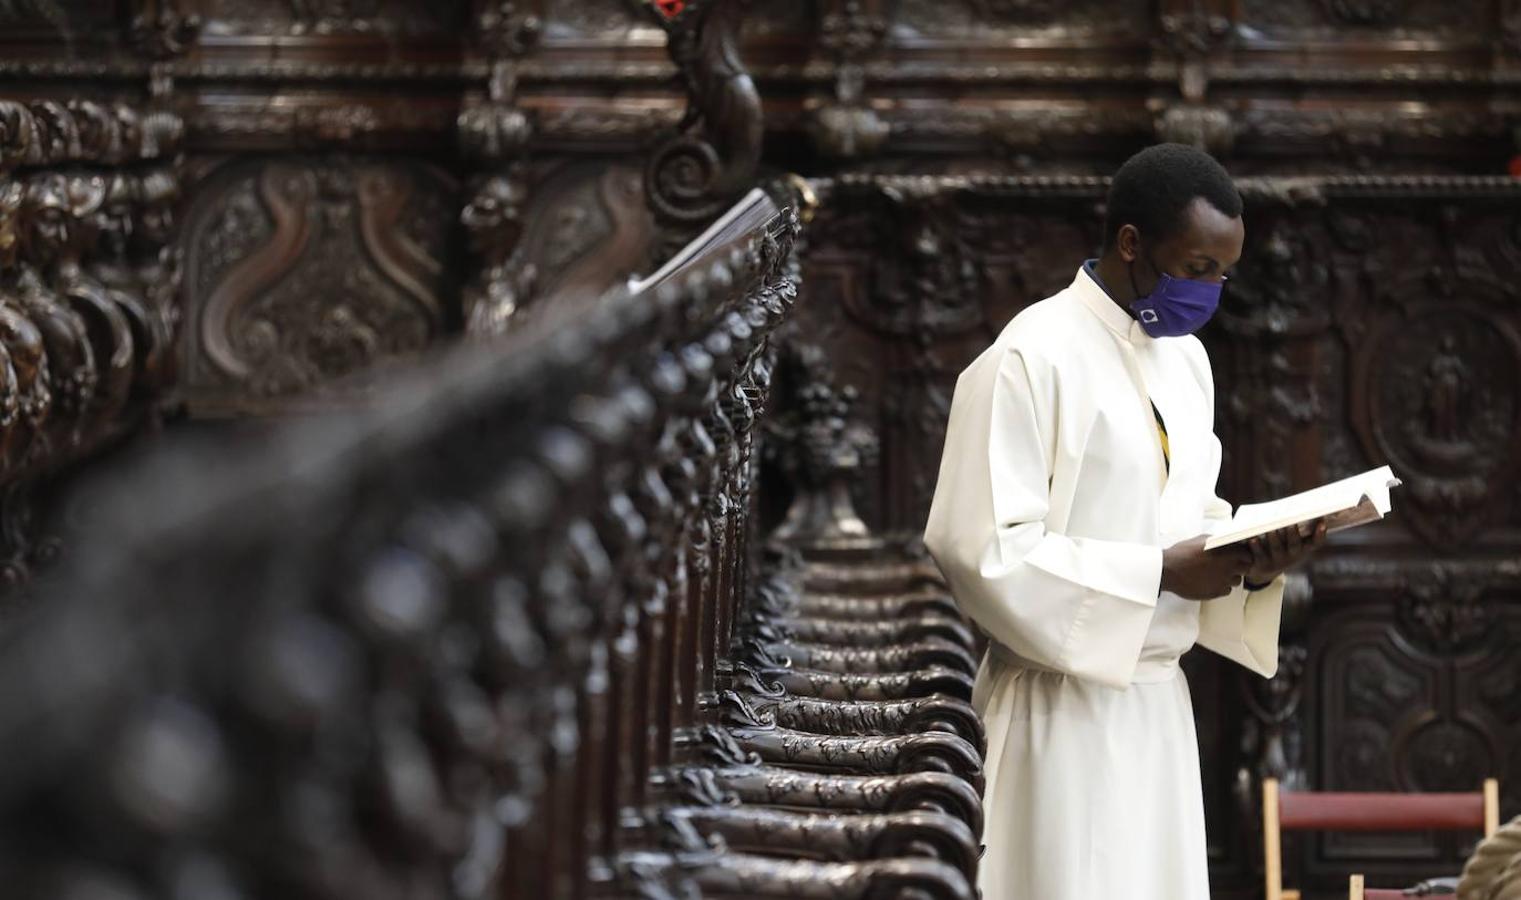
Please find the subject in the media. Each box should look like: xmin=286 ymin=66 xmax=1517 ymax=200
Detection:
xmin=3 ymin=0 xmax=1521 ymax=898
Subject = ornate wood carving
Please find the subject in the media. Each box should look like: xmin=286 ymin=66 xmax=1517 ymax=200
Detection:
xmin=642 ymin=0 xmax=764 ymax=258
xmin=178 ymin=156 xmax=455 ymax=410
xmin=459 ymin=0 xmax=540 ymax=337
xmin=0 ymin=94 xmax=182 ymax=582
xmin=806 ymin=1 xmax=889 ymax=161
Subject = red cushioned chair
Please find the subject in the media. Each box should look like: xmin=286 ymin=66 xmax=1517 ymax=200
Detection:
xmin=1263 ymin=776 xmax=1499 ymax=900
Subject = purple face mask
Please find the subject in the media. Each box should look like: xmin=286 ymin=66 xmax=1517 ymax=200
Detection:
xmin=1128 ymin=260 xmax=1224 ymax=338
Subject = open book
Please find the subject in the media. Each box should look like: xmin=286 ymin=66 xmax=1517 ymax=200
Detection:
xmin=1204 ymin=466 xmax=1402 ymax=551
xmin=627 ymin=188 xmax=782 ymax=296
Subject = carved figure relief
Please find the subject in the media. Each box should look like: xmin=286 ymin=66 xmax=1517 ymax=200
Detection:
xmin=1357 ymin=307 xmax=1520 ymax=546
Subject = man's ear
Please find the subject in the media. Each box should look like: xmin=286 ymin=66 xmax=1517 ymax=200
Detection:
xmin=1115 ymin=224 xmax=1141 ymax=263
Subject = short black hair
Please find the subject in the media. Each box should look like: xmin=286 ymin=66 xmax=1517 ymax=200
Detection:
xmin=1102 ymin=144 xmax=1241 ymax=251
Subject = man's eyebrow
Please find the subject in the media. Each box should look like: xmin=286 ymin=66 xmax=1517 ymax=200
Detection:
xmin=1188 ymin=254 xmax=1222 ymax=267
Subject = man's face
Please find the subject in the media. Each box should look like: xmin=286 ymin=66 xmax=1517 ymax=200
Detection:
xmin=1119 ymin=196 xmax=1244 ymax=292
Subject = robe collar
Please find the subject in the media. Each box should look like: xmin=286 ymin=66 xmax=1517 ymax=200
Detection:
xmin=1072 ymin=264 xmax=1154 ymax=346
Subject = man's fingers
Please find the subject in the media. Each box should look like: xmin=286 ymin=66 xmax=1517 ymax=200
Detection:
xmin=1248 ymin=536 xmax=1266 ymax=570
xmin=1285 ymin=523 xmax=1304 ymax=557
xmin=1262 ymin=528 xmax=1281 ymax=565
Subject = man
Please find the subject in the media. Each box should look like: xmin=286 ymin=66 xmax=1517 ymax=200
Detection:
xmin=923 ymin=144 xmax=1325 ymax=899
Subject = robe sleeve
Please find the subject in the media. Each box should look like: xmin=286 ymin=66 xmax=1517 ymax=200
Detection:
xmin=1190 ymin=341 xmax=1284 ymax=679
xmin=923 ymin=345 xmax=1163 ymax=691
xmin=1197 ymin=508 xmax=1284 ymax=677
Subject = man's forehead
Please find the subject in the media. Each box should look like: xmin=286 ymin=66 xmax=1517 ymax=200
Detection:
xmin=1182 ymin=196 xmax=1241 ymax=229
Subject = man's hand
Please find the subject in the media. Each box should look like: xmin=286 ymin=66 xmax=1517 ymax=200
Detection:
xmin=1161 ymin=535 xmax=1252 ymax=600
xmin=1244 ymin=518 xmax=1327 ymax=587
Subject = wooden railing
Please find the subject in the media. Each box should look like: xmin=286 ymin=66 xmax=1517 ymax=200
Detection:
xmin=0 ymin=190 xmax=807 ymax=898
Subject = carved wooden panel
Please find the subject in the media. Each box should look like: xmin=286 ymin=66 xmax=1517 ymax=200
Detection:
xmin=178 ymin=156 xmax=457 ymax=412
xmin=512 ymin=160 xmax=650 ymax=300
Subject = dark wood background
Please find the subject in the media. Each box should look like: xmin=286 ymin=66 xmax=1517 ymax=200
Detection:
xmin=4 ymin=1 xmax=1520 ymax=896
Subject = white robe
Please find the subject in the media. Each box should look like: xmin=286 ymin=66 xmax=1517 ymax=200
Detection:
xmin=923 ymin=266 xmax=1285 ymax=900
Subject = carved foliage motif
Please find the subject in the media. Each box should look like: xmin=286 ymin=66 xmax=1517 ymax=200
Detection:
xmin=182 ymin=158 xmax=455 ymax=401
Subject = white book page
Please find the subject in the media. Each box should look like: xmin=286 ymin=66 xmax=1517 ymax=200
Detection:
xmin=1204 ymin=466 xmax=1401 ymax=550
xmin=627 ymin=188 xmax=774 ymax=295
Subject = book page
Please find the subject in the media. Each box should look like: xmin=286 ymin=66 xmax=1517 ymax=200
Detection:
xmin=1204 ymin=466 xmax=1400 ymax=550
xmin=627 ymin=188 xmax=777 ymax=295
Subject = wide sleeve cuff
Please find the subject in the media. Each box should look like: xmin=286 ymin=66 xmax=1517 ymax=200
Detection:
xmin=1024 ymin=535 xmax=1166 ymax=609
xmin=1196 ymin=573 xmax=1285 ymax=677
xmin=1032 ymin=541 xmax=1164 ymax=690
